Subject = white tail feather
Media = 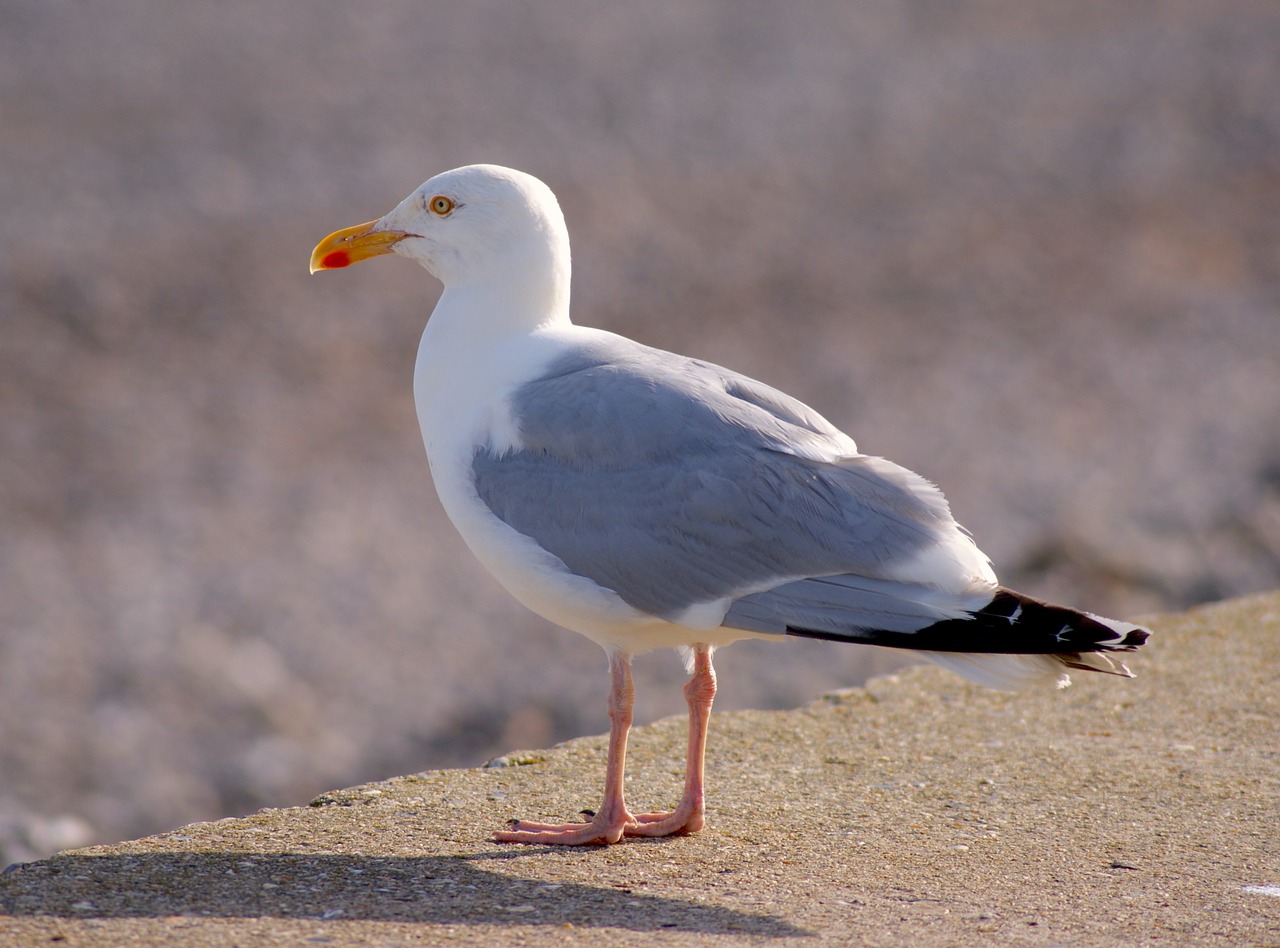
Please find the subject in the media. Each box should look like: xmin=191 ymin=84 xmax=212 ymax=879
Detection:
xmin=915 ymin=651 xmax=1073 ymax=691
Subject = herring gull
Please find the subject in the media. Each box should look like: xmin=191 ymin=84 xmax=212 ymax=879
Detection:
xmin=310 ymin=164 xmax=1149 ymax=846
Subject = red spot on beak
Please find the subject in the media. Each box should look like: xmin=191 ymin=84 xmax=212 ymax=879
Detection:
xmin=321 ymin=250 xmax=351 ymax=269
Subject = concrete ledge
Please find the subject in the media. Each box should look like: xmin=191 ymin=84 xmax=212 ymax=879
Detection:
xmin=3 ymin=593 xmax=1279 ymax=945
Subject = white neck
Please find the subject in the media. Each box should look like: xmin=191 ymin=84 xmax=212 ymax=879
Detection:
xmin=408 ymin=190 xmax=575 ymax=464
xmin=436 ymin=269 xmax=569 ymax=338
xmin=412 ymin=281 xmax=571 ymax=463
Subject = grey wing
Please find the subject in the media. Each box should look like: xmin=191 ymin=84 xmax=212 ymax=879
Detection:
xmin=722 ymin=572 xmax=982 ymax=638
xmin=471 ymin=341 xmax=968 ymax=629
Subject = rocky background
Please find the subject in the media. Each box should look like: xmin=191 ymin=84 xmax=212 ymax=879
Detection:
xmin=2 ymin=2 xmax=1278 ymax=863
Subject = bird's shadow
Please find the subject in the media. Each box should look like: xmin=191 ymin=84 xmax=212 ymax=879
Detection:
xmin=1 ymin=849 xmax=807 ymax=936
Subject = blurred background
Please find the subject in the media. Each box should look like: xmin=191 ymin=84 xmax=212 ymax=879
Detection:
xmin=2 ymin=1 xmax=1278 ymax=864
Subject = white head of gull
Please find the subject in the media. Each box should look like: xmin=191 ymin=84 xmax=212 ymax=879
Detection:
xmin=311 ymin=164 xmax=1149 ymax=845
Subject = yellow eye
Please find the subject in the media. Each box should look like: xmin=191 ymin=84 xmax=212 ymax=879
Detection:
xmin=429 ymin=195 xmax=455 ymax=216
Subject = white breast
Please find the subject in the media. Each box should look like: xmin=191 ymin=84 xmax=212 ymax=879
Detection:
xmin=413 ymin=311 xmax=688 ymax=651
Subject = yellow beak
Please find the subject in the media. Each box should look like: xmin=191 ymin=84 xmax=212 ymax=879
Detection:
xmin=309 ymin=219 xmax=413 ymax=273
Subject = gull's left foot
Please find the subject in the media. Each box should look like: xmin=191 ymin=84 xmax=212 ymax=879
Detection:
xmin=494 ymin=807 xmax=637 ymax=846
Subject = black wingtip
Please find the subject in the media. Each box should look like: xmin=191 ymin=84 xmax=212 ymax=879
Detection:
xmin=787 ymin=588 xmax=1151 ymax=661
xmin=1118 ymin=626 xmax=1150 ymax=650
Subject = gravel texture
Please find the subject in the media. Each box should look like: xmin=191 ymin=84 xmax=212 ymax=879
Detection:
xmin=3 ymin=2 xmax=1279 ymax=861
xmin=2 ymin=592 xmax=1277 ymax=946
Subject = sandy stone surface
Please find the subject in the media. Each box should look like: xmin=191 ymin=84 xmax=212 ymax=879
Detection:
xmin=2 ymin=592 xmax=1277 ymax=945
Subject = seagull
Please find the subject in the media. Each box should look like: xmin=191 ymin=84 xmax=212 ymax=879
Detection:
xmin=310 ymin=164 xmax=1149 ymax=846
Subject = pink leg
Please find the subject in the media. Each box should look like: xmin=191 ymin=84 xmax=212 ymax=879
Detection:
xmin=493 ymin=645 xmax=719 ymax=845
xmin=626 ymin=644 xmax=716 ymax=837
xmin=494 ymin=650 xmax=640 ymax=845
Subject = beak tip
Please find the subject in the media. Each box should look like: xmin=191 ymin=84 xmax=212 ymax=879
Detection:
xmin=310 ymin=250 xmax=351 ymax=273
